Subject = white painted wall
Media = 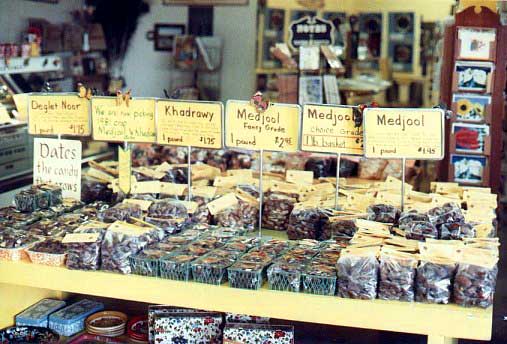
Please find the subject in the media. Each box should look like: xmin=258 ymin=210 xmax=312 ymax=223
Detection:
xmin=121 ymin=2 xmax=188 ymax=98
xmin=214 ymin=0 xmax=258 ymax=101
xmin=0 ymin=0 xmax=83 ymax=42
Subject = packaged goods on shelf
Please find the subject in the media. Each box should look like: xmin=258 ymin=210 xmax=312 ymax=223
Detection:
xmin=378 ymin=248 xmax=418 ymax=302
xmin=15 ymin=299 xmax=66 ymax=328
xmin=262 ymin=193 xmax=297 ymax=231
xmin=337 ymin=246 xmax=380 ymax=300
xmin=97 ymin=203 xmax=143 ymax=223
xmin=14 ymin=184 xmax=62 ymax=212
xmin=225 ymin=313 xmax=270 ymax=324
xmin=223 ymin=323 xmax=295 ymax=344
xmin=150 ymin=309 xmax=223 ymax=344
xmin=416 ymin=242 xmax=460 ymax=304
xmin=48 ymin=299 xmax=104 ymax=336
xmin=100 ymin=221 xmax=161 ymax=274
xmin=64 ymin=222 xmax=107 ymax=271
xmin=287 ymin=206 xmax=328 ymax=240
xmin=454 ymin=246 xmax=499 ymax=308
xmin=366 ymin=204 xmax=400 ymax=224
xmin=0 ymin=228 xmax=39 ymax=261
xmin=26 ymin=238 xmax=66 ymax=267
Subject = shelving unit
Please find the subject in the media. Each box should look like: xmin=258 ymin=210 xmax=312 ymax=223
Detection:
xmin=0 ymin=260 xmax=492 ymax=344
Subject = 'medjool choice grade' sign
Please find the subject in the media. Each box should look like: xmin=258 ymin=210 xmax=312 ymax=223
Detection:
xmin=225 ymin=100 xmax=300 ymax=152
xmin=28 ymin=94 xmax=90 ymax=136
xmin=156 ymin=99 xmax=223 ymax=149
xmin=363 ymin=108 xmax=445 ymax=159
xmin=91 ymin=97 xmax=156 ymax=143
xmin=301 ymin=104 xmax=363 ymax=155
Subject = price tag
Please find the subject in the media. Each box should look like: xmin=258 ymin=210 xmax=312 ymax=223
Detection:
xmin=207 ymin=193 xmax=238 ymax=215
xmin=62 ymin=233 xmax=100 ymax=243
xmin=286 ymin=170 xmax=314 ymax=185
xmin=156 ymin=99 xmax=223 ymax=149
xmin=363 ymin=108 xmax=444 ymax=159
xmin=12 ymin=93 xmax=28 ymax=121
xmin=28 ymin=94 xmax=90 ymax=136
xmin=91 ymin=97 xmax=156 ymax=143
xmin=123 ymin=198 xmax=152 ymax=211
xmin=118 ymin=146 xmax=132 ymax=194
xmin=160 ymin=182 xmax=187 ymax=196
xmin=225 ymin=100 xmax=300 ymax=152
xmin=301 ymin=104 xmax=363 ymax=155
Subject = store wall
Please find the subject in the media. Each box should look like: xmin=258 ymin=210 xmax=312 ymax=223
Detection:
xmin=214 ymin=0 xmax=258 ymax=101
xmin=121 ymin=3 xmax=188 ymax=98
xmin=0 ymin=0 xmax=83 ymax=42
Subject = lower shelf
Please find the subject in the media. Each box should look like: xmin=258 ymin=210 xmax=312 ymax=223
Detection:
xmin=0 ymin=261 xmax=492 ymax=341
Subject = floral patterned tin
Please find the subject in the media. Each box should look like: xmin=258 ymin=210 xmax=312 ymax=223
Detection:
xmin=151 ymin=310 xmax=223 ymax=344
xmin=16 ymin=299 xmax=66 ymax=328
xmin=222 ymin=323 xmax=294 ymax=344
xmin=224 ymin=313 xmax=270 ymax=324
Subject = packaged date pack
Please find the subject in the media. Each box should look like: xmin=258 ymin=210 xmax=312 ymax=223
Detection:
xmin=262 ymin=193 xmax=297 ymax=231
xmin=63 ymin=221 xmax=108 ymax=270
xmin=378 ymin=248 xmax=418 ymax=302
xmin=337 ymin=246 xmax=380 ymax=300
xmin=287 ymin=205 xmax=328 ymax=240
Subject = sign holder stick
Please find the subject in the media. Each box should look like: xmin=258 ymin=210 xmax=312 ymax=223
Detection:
xmin=335 ymin=152 xmax=341 ymax=210
xmin=258 ymin=149 xmax=264 ymax=238
xmin=187 ymin=145 xmax=192 ymax=201
xmin=401 ymin=157 xmax=406 ymax=212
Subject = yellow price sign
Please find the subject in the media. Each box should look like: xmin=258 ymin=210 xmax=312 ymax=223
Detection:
xmin=28 ymin=93 xmax=90 ymax=136
xmin=118 ymin=145 xmax=132 ymax=194
xmin=156 ymin=99 xmax=223 ymax=149
xmin=363 ymin=108 xmax=444 ymax=159
xmin=225 ymin=100 xmax=300 ymax=152
xmin=301 ymin=104 xmax=363 ymax=155
xmin=91 ymin=97 xmax=156 ymax=143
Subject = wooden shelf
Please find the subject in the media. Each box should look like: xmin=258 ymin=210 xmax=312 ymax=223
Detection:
xmin=0 ymin=260 xmax=492 ymax=343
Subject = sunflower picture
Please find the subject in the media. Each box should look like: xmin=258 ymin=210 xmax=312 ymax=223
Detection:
xmin=452 ymin=93 xmax=490 ymax=122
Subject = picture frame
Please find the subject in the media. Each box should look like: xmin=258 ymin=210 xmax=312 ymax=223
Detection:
xmin=299 ymin=75 xmax=323 ymax=104
xmin=147 ymin=24 xmax=186 ymax=52
xmin=451 ymin=123 xmax=490 ymax=155
xmin=451 ymin=93 xmax=491 ymax=123
xmin=453 ymin=61 xmax=494 ymax=93
xmin=450 ymin=154 xmax=488 ymax=185
xmin=456 ymin=27 xmax=496 ymax=61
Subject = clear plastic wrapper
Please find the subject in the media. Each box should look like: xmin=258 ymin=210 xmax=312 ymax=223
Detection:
xmin=78 ymin=202 xmax=110 ymax=219
xmin=427 ymin=203 xmax=464 ymax=227
xmin=214 ymin=199 xmax=258 ymax=231
xmin=366 ymin=204 xmax=400 ymax=224
xmin=100 ymin=224 xmax=159 ymax=274
xmin=27 ymin=219 xmax=64 ymax=238
xmin=148 ymin=199 xmax=188 ymax=219
xmin=262 ymin=193 xmax=296 ymax=231
xmin=378 ymin=249 xmax=418 ymax=301
xmin=440 ymin=221 xmax=476 ymax=240
xmin=81 ymin=180 xmax=113 ymax=203
xmin=416 ymin=259 xmax=456 ymax=304
xmin=14 ymin=187 xmax=51 ymax=212
xmin=403 ymin=221 xmax=438 ymax=241
xmin=453 ymin=247 xmax=498 ymax=308
xmin=65 ymin=224 xmax=107 ymax=271
xmin=337 ymin=247 xmax=379 ymax=300
xmin=287 ymin=206 xmax=328 ymax=240
xmin=97 ymin=203 xmax=142 ymax=223
xmin=320 ymin=219 xmax=357 ymax=240
xmin=267 ymin=262 xmax=305 ymax=292
xmin=0 ymin=229 xmax=39 ymax=261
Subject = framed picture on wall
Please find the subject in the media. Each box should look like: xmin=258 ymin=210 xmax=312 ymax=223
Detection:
xmin=147 ymin=24 xmax=186 ymax=52
xmin=453 ymin=61 xmax=494 ymax=93
xmin=456 ymin=27 xmax=496 ymax=61
xmin=451 ymin=154 xmax=487 ymax=184
xmin=452 ymin=93 xmax=491 ymax=123
xmin=451 ymin=123 xmax=490 ymax=154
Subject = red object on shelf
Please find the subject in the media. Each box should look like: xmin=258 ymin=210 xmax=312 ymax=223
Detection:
xmin=127 ymin=316 xmax=149 ymax=343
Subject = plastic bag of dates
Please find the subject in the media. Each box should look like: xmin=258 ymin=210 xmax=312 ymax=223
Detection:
xmin=319 ymin=217 xmax=358 ymax=240
xmin=63 ymin=221 xmax=107 ymax=271
xmin=337 ymin=246 xmax=380 ymax=300
xmin=97 ymin=203 xmax=142 ymax=223
xmin=378 ymin=248 xmax=418 ymax=302
xmin=439 ymin=221 xmax=476 ymax=240
xmin=262 ymin=193 xmax=297 ymax=231
xmin=214 ymin=196 xmax=259 ymax=231
xmin=366 ymin=204 xmax=400 ymax=224
xmin=100 ymin=222 xmax=159 ymax=274
xmin=287 ymin=205 xmax=328 ymax=240
xmin=416 ymin=242 xmax=460 ymax=304
xmin=453 ymin=247 xmax=498 ymax=308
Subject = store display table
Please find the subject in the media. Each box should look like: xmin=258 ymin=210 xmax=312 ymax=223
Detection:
xmin=0 ymin=260 xmax=492 ymax=344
